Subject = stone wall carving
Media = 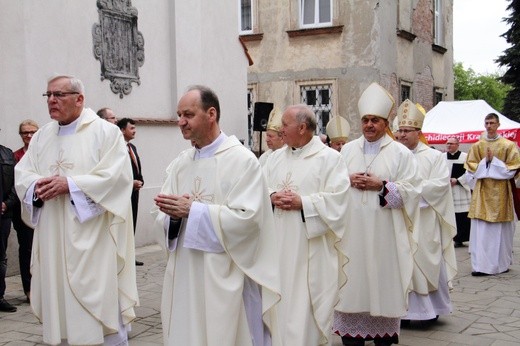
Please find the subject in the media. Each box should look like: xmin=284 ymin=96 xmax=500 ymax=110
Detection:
xmin=92 ymin=0 xmax=145 ymax=98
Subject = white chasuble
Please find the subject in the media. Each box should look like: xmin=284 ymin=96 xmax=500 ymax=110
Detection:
xmin=337 ymin=135 xmax=420 ymax=318
xmin=405 ymin=143 xmax=457 ymax=320
xmin=410 ymin=142 xmax=457 ymax=294
xmin=264 ymin=136 xmax=349 ymax=346
xmin=15 ymin=108 xmax=138 ymax=345
xmin=153 ymin=136 xmax=281 ymax=346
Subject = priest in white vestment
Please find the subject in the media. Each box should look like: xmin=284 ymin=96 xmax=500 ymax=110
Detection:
xmin=258 ymin=107 xmax=285 ymax=166
xmin=465 ymin=113 xmax=520 ymax=276
xmin=263 ymin=105 xmax=349 ymax=345
xmin=396 ymin=100 xmax=457 ymax=323
xmin=15 ymin=75 xmax=138 ymax=345
xmin=153 ymin=86 xmax=281 ymax=346
xmin=334 ymin=83 xmax=420 ymax=346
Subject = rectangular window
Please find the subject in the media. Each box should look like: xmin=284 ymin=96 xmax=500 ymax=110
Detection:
xmin=301 ymin=0 xmax=332 ymax=28
xmin=247 ymin=87 xmax=255 ymax=147
xmin=300 ymin=84 xmax=333 ymax=134
xmin=240 ymin=0 xmax=253 ymax=33
xmin=434 ymin=0 xmax=443 ymax=45
xmin=434 ymin=90 xmax=443 ymax=105
xmin=401 ymin=84 xmax=411 ymax=102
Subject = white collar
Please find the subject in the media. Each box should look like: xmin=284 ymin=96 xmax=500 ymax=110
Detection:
xmin=195 ymin=132 xmax=227 ymax=159
xmin=57 ymin=117 xmax=80 ymax=136
xmin=363 ymin=136 xmax=383 ymax=154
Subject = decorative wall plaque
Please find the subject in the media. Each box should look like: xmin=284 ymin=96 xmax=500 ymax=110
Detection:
xmin=92 ymin=0 xmax=145 ymax=98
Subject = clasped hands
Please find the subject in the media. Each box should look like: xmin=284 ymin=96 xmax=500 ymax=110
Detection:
xmin=350 ymin=172 xmax=383 ymax=191
xmin=133 ymin=180 xmax=143 ymax=191
xmin=35 ymin=175 xmax=69 ymax=201
xmin=271 ymin=190 xmax=302 ymax=211
xmin=486 ymin=147 xmax=494 ymax=163
xmin=154 ymin=193 xmax=192 ymax=219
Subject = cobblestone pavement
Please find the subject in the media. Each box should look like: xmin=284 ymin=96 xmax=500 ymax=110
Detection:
xmin=1 ymin=233 xmax=520 ymax=345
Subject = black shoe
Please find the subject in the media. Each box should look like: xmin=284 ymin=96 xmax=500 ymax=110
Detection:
xmin=454 ymin=242 xmax=463 ymax=248
xmin=374 ymin=341 xmax=393 ymax=346
xmin=500 ymin=269 xmax=510 ymax=274
xmin=423 ymin=315 xmax=439 ymax=324
xmin=135 ymin=260 xmax=144 ymax=266
xmin=341 ymin=336 xmax=365 ymax=345
xmin=0 ymin=298 xmax=17 ymax=312
xmin=471 ymin=271 xmax=491 ymax=276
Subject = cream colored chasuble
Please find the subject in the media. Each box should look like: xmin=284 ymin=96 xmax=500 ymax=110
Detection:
xmin=15 ymin=108 xmax=137 ymax=345
xmin=154 ymin=135 xmax=281 ymax=346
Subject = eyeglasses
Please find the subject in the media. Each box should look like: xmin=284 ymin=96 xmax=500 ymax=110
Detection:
xmin=397 ymin=129 xmax=418 ymax=134
xmin=446 ymin=142 xmax=458 ymax=145
xmin=20 ymin=131 xmax=37 ymax=136
xmin=42 ymin=91 xmax=79 ymax=99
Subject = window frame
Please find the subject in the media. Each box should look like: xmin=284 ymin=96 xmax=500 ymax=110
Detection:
xmin=434 ymin=88 xmax=444 ymax=106
xmin=296 ymin=80 xmax=338 ymax=135
xmin=400 ymin=82 xmax=412 ymax=103
xmin=246 ymin=84 xmax=257 ymax=149
xmin=239 ymin=0 xmax=254 ymax=34
xmin=434 ymin=0 xmax=444 ymax=46
xmin=299 ymin=0 xmax=333 ymax=29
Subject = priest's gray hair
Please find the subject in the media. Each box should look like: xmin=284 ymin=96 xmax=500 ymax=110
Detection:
xmin=47 ymin=74 xmax=85 ymax=94
xmin=288 ymin=104 xmax=317 ymax=133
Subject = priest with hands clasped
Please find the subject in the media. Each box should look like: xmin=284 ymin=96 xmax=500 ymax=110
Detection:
xmin=152 ymin=85 xmax=281 ymax=346
xmin=334 ymin=83 xmax=420 ymax=346
xmin=465 ymin=113 xmax=520 ymax=276
xmin=263 ymin=104 xmax=349 ymax=346
xmin=396 ymin=100 xmax=457 ymax=324
xmin=15 ymin=75 xmax=138 ymax=346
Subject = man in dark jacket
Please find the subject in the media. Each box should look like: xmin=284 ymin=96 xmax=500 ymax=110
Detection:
xmin=117 ymin=118 xmax=144 ymax=266
xmin=0 ymin=143 xmax=17 ymax=312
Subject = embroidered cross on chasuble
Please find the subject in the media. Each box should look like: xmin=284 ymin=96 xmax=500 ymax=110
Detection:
xmin=50 ymin=150 xmax=74 ymax=175
xmin=168 ymin=175 xmax=216 ymax=240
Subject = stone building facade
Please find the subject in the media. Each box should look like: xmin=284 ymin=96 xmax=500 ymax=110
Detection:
xmin=240 ymin=0 xmax=453 ymax=146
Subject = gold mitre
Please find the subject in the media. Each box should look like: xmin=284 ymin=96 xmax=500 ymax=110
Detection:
xmin=326 ymin=116 xmax=350 ymax=142
xmin=358 ymin=82 xmax=395 ymax=119
xmin=397 ymin=99 xmax=424 ymax=129
xmin=266 ymin=107 xmax=283 ymax=132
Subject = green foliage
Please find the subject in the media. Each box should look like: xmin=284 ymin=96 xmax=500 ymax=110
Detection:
xmin=496 ymin=0 xmax=520 ymax=121
xmin=454 ymin=62 xmax=511 ymax=114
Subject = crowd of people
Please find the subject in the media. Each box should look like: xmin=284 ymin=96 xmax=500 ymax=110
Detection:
xmin=0 ymin=75 xmax=519 ymax=346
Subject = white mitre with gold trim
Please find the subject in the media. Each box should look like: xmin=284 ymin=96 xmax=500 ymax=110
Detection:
xmin=326 ymin=116 xmax=350 ymax=142
xmin=397 ymin=99 xmax=424 ymax=129
xmin=358 ymin=82 xmax=395 ymax=119
xmin=266 ymin=107 xmax=283 ymax=132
